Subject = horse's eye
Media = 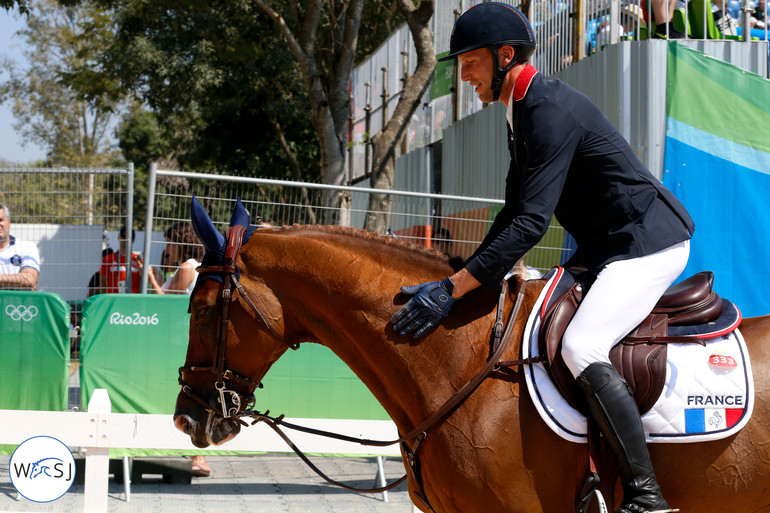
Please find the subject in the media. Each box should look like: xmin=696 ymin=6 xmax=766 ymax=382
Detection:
xmin=194 ymin=306 xmax=212 ymax=323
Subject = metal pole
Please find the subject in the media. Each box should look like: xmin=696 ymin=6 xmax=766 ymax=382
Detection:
xmin=154 ymin=169 xmax=506 ymax=205
xmin=347 ymin=92 xmax=354 ymax=184
xmin=452 ymin=7 xmax=461 ymax=121
xmin=574 ymin=0 xmax=586 ymax=62
xmin=374 ymin=456 xmax=388 ymax=503
xmin=741 ymin=0 xmax=751 ymax=41
xmin=125 ymin=163 xmax=134 ymax=294
xmin=381 ymin=66 xmax=390 ymax=127
xmin=610 ymin=0 xmax=620 ymax=45
xmin=365 ymin=82 xmax=372 ymax=177
xmin=141 ymin=163 xmax=157 ymax=295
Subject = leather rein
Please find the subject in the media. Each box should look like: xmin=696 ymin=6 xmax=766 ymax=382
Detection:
xmin=178 ymin=226 xmax=542 ymax=494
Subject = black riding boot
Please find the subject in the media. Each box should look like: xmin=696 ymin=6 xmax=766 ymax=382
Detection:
xmin=577 ymin=362 xmax=673 ymax=513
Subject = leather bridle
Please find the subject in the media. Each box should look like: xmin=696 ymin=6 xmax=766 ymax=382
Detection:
xmin=178 ymin=225 xmax=296 ymax=422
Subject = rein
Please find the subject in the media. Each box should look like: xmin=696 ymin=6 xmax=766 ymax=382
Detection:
xmin=243 ymin=280 xmax=536 ymax=494
xmin=179 ymin=225 xmax=542 ymax=494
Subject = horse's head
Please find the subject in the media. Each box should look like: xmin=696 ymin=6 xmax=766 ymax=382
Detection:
xmin=173 ymin=196 xmax=292 ymax=448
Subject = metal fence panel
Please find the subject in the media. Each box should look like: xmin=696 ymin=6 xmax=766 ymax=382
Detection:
xmin=0 ymin=167 xmax=134 ymax=322
xmin=442 ymin=102 xmax=509 ymax=200
xmin=144 ymin=169 xmax=573 ymax=291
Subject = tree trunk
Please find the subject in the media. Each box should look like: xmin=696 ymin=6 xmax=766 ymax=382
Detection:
xmin=365 ymin=0 xmax=436 ymax=234
xmin=255 ymin=0 xmax=364 ymax=225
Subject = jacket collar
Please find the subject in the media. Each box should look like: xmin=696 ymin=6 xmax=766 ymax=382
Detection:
xmin=512 ymin=64 xmax=538 ymax=102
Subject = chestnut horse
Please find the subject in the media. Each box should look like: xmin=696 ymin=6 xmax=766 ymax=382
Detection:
xmin=174 ymin=203 xmax=770 ymax=513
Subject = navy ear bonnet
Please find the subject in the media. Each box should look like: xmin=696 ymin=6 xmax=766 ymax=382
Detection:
xmin=189 ymin=195 xmax=257 ymax=300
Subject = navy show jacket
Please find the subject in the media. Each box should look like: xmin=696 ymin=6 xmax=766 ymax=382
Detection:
xmin=465 ymin=65 xmax=695 ymax=289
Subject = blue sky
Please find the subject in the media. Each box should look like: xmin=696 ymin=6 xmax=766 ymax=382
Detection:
xmin=0 ymin=9 xmax=46 ymax=163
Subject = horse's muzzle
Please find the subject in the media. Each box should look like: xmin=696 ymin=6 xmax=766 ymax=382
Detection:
xmin=174 ymin=395 xmax=242 ymax=447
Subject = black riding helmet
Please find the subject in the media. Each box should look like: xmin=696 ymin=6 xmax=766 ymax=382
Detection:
xmin=439 ymin=2 xmax=537 ymax=101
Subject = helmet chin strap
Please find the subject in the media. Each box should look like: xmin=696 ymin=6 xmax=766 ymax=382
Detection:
xmin=489 ymin=46 xmax=521 ymax=102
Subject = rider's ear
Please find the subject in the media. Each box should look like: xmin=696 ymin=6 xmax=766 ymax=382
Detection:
xmin=191 ymin=194 xmax=226 ymax=256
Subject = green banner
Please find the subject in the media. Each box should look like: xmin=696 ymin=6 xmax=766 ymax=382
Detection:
xmin=79 ymin=294 xmax=388 ymax=420
xmin=666 ymin=42 xmax=770 ymax=153
xmin=258 ymin=344 xmax=389 ymax=420
xmin=80 ymin=294 xmax=190 ymax=414
xmin=431 ymin=51 xmax=454 ymax=100
xmin=0 ymin=291 xmax=70 ymax=411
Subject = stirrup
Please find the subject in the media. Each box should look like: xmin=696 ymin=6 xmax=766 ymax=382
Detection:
xmin=617 ymin=506 xmax=680 ymax=513
xmin=576 ymin=472 xmax=608 ymax=513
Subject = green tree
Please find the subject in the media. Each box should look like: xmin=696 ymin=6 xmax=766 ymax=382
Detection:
xmin=1 ymin=0 xmax=30 ymax=14
xmin=0 ymin=0 xmax=126 ymax=166
xmin=102 ymin=0 xmax=319 ymax=180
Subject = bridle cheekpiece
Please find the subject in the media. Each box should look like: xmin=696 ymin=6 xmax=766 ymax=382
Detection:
xmin=178 ymin=224 xmax=295 ymax=421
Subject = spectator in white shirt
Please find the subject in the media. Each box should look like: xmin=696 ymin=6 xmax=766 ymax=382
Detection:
xmin=0 ymin=203 xmax=40 ymax=290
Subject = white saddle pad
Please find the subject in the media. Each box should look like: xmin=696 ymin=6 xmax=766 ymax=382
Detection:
xmin=522 ymin=270 xmax=754 ymax=444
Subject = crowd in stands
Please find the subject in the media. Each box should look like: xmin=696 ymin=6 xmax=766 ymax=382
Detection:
xmin=588 ymin=0 xmax=768 ymax=53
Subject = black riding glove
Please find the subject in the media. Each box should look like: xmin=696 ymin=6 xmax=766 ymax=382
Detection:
xmin=391 ymin=278 xmax=457 ymax=338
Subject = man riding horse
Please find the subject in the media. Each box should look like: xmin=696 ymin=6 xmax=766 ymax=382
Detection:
xmin=391 ymin=4 xmax=693 ymax=513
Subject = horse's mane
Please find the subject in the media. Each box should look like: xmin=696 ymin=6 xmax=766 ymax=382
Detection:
xmin=263 ymin=224 xmax=451 ymax=264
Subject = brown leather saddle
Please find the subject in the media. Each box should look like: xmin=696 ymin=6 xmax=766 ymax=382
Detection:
xmin=539 ymin=270 xmax=723 ymax=415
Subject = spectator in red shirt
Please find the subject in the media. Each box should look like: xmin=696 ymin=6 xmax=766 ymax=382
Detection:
xmin=98 ymin=226 xmax=142 ymax=294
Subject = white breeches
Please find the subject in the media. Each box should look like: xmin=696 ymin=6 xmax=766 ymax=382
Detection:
xmin=561 ymin=240 xmax=690 ymax=378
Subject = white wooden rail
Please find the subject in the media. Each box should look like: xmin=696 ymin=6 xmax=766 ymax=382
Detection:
xmin=0 ymin=389 xmax=410 ymax=513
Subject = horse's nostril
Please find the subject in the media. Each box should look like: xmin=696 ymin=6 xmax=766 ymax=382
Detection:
xmin=173 ymin=414 xmax=193 ymax=434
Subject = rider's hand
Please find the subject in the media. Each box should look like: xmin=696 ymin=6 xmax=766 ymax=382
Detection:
xmin=391 ymin=278 xmax=457 ymax=338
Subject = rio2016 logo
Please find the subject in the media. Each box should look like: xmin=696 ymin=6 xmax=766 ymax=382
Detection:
xmin=10 ymin=436 xmax=76 ymax=502
xmin=109 ymin=311 xmax=160 ymax=325
xmin=5 ymin=305 xmax=39 ymax=322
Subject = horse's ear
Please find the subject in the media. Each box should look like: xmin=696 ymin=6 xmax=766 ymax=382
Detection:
xmin=190 ymin=194 xmax=225 ymax=255
xmin=229 ymin=197 xmax=250 ymax=228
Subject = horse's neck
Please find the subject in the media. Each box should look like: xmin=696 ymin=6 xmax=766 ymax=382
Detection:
xmin=251 ymin=230 xmax=505 ymax=430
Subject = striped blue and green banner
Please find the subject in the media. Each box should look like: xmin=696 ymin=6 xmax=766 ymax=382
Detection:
xmin=663 ymin=42 xmax=770 ymax=317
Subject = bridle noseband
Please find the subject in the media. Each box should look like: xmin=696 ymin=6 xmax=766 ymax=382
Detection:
xmin=178 ymin=225 xmax=296 ymax=421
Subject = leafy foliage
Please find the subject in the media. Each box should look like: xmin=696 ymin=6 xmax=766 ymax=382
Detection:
xmin=103 ymin=0 xmax=319 ymax=179
xmin=0 ymin=0 xmax=125 ymax=166
xmin=2 ymin=0 xmax=405 ymax=180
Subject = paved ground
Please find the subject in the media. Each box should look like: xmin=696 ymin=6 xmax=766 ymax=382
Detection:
xmin=0 ymin=453 xmax=413 ymax=513
xmin=0 ymin=367 xmax=413 ymax=513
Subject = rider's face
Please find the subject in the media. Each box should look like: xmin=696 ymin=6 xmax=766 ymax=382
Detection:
xmin=459 ymin=48 xmax=495 ymax=103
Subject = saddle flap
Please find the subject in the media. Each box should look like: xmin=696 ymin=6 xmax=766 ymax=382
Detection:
xmin=539 ymin=282 xmax=583 ymax=363
xmin=625 ymin=313 xmax=668 ymax=339
xmin=538 ymin=281 xmax=586 ymax=410
xmin=609 ymin=341 xmax=668 ymax=414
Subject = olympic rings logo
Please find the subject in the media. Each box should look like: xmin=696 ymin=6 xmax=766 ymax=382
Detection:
xmin=5 ymin=305 xmax=39 ymax=322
